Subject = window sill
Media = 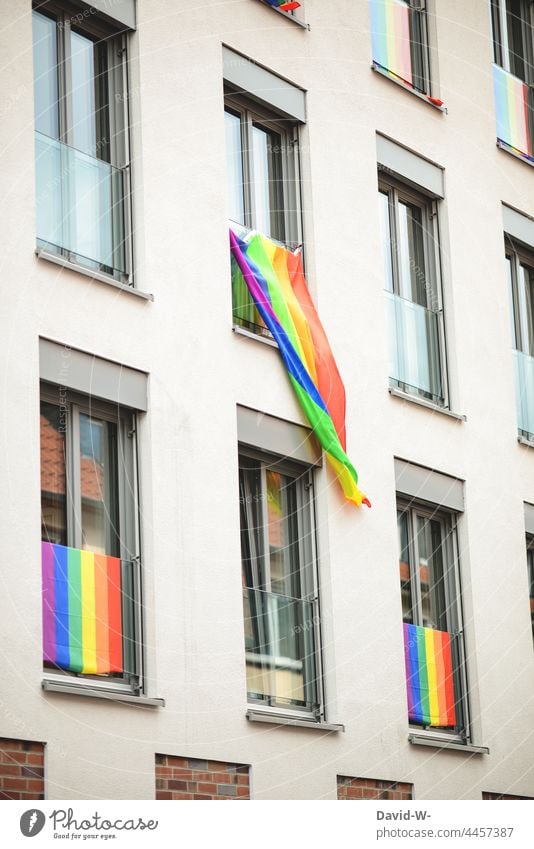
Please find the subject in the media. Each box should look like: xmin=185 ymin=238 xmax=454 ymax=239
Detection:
xmin=42 ymin=680 xmax=165 ymax=707
xmin=409 ymin=733 xmax=489 ymax=754
xmin=497 ymin=139 xmax=534 ymax=168
xmin=36 ymin=249 xmax=154 ymax=302
xmin=233 ymin=324 xmax=278 ymax=348
xmin=389 ymin=387 xmax=467 ymax=422
xmin=371 ymin=63 xmax=447 ymax=112
xmin=518 ymin=435 xmax=534 ymax=448
xmin=254 ymin=0 xmax=310 ymax=29
xmin=246 ymin=708 xmax=344 ymax=732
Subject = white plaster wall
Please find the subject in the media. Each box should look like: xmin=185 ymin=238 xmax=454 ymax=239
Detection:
xmin=0 ymin=0 xmax=533 ymax=800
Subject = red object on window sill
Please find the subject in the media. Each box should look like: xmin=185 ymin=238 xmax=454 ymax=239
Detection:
xmin=427 ymin=96 xmax=444 ymax=107
xmin=279 ymin=2 xmax=301 ymax=10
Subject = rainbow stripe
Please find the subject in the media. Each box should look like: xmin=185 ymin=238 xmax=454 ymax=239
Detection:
xmin=42 ymin=542 xmax=123 ymax=674
xmin=370 ymin=0 xmax=413 ymax=87
xmin=230 ymin=228 xmax=370 ymax=508
xmin=403 ymin=623 xmax=456 ymax=727
xmin=493 ymin=64 xmax=533 ymax=161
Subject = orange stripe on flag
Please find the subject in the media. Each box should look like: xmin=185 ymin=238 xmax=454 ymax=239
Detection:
xmin=94 ymin=554 xmax=110 ymax=673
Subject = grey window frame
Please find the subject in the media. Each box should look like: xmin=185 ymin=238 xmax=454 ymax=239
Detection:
xmin=406 ymin=1 xmax=431 ymax=94
xmin=527 ymin=537 xmax=534 ymax=644
xmin=491 ymin=0 xmax=534 ymax=82
xmin=238 ymin=444 xmax=324 ymax=719
xmin=379 ymin=174 xmax=449 ymax=408
xmin=397 ymin=499 xmax=470 ymax=742
xmin=506 ymin=237 xmax=534 ymax=352
xmin=40 ymin=381 xmax=143 ymax=695
xmin=225 ymin=89 xmax=303 ymax=249
xmin=32 ymin=0 xmax=133 ymax=282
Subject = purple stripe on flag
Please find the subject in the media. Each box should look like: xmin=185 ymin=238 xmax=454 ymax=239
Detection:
xmin=41 ymin=541 xmax=56 ymax=664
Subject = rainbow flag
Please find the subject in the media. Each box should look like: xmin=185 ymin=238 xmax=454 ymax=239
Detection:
xmin=493 ymin=64 xmax=533 ymax=161
xmin=370 ymin=0 xmax=413 ymax=87
xmin=42 ymin=542 xmax=123 ymax=674
xmin=230 ymin=229 xmax=370 ymax=508
xmin=403 ymin=623 xmax=456 ymax=727
xmin=264 ymin=0 xmax=301 ymax=10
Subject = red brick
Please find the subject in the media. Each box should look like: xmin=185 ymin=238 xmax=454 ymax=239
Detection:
xmin=156 ymin=767 xmax=172 ymax=777
xmin=197 ymin=783 xmax=217 ymax=794
xmin=3 ymin=752 xmax=28 ymax=764
xmin=236 ymin=774 xmax=249 ymax=786
xmin=156 ymin=791 xmax=172 ymax=800
xmin=236 ymin=787 xmax=250 ymax=797
xmin=193 ymin=794 xmax=212 ymax=800
xmin=168 ymin=780 xmax=188 ymax=792
xmin=2 ymin=778 xmax=27 ymax=791
xmin=0 ymin=739 xmax=25 ymax=750
xmin=0 ymin=765 xmax=21 ymax=777
xmin=208 ymin=761 xmax=228 ymax=771
xmin=26 ymin=781 xmax=44 ymax=794
xmin=26 ymin=754 xmax=44 ymax=766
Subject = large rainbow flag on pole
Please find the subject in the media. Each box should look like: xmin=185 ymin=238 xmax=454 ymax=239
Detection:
xmin=403 ymin=623 xmax=456 ymax=727
xmin=230 ymin=229 xmax=370 ymax=508
xmin=42 ymin=542 xmax=123 ymax=674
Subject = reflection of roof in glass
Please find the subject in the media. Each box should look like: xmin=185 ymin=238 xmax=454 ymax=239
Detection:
xmin=40 ymin=415 xmax=104 ymax=502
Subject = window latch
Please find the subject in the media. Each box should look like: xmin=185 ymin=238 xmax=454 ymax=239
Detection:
xmin=127 ymin=428 xmax=136 ymax=439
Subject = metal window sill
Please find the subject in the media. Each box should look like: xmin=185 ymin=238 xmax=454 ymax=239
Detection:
xmin=232 ymin=324 xmax=278 ymax=348
xmin=518 ymin=435 xmax=534 ymax=448
xmin=246 ymin=708 xmax=344 ymax=732
xmin=389 ymin=387 xmax=467 ymax=421
xmin=254 ymin=0 xmax=310 ymax=29
xmin=496 ymin=139 xmax=534 ymax=167
xmin=371 ymin=63 xmax=447 ymax=112
xmin=42 ymin=680 xmax=165 ymax=707
xmin=36 ymin=249 xmax=154 ymax=301
xmin=409 ymin=733 xmax=488 ymax=754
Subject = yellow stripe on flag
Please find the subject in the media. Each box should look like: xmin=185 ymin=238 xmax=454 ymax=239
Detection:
xmin=81 ymin=550 xmax=98 ymax=674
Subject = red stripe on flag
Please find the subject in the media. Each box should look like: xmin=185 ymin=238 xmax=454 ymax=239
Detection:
xmin=107 ymin=556 xmax=123 ymax=673
xmin=441 ymin=631 xmax=456 ymax=727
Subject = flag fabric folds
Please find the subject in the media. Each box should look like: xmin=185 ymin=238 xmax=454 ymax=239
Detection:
xmin=493 ymin=64 xmax=533 ymax=162
xmin=42 ymin=542 xmax=123 ymax=674
xmin=264 ymin=0 xmax=301 ymax=10
xmin=403 ymin=623 xmax=456 ymax=727
xmin=230 ymin=228 xmax=370 ymax=508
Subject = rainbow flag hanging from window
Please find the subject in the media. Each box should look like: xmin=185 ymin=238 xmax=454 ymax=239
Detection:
xmin=230 ymin=229 xmax=370 ymax=508
xmin=42 ymin=542 xmax=123 ymax=674
xmin=403 ymin=623 xmax=456 ymax=727
xmin=370 ymin=0 xmax=413 ymax=87
xmin=493 ymin=64 xmax=533 ymax=162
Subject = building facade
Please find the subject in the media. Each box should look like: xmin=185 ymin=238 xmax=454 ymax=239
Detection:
xmin=0 ymin=0 xmax=534 ymax=800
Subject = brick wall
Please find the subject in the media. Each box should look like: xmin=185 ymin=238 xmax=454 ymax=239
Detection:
xmin=337 ymin=776 xmax=413 ymax=801
xmin=0 ymin=738 xmax=45 ymax=800
xmin=482 ymin=791 xmax=533 ymax=800
xmin=155 ymin=755 xmax=250 ymax=800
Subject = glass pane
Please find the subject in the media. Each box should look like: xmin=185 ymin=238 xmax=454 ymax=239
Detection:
xmin=79 ymin=413 xmax=119 ymax=555
xmin=506 ymin=0 xmax=532 ymax=82
xmin=266 ymin=469 xmax=300 ymax=598
xmin=32 ymin=11 xmax=59 ymax=139
xmin=518 ymin=263 xmax=534 ymax=356
xmin=225 ymin=110 xmax=245 ymax=226
xmin=416 ymin=516 xmax=448 ymax=631
xmin=239 ymin=461 xmax=266 ymax=589
xmin=35 ymin=132 xmax=126 ymax=274
xmin=71 ymin=31 xmax=110 ymax=160
xmin=386 ymin=291 xmax=443 ymax=402
xmin=513 ymin=349 xmax=534 ymax=437
xmin=408 ymin=6 xmax=428 ymax=93
xmin=243 ymin=588 xmax=317 ymax=709
xmin=491 ymin=0 xmax=504 ymax=66
xmin=506 ymin=255 xmax=517 ymax=347
xmin=379 ymin=190 xmax=394 ymax=292
xmin=398 ymin=201 xmax=432 ymax=307
xmin=398 ymin=510 xmax=414 ymax=623
xmin=252 ymin=124 xmax=284 ymax=241
xmin=40 ymin=401 xmax=67 ymax=545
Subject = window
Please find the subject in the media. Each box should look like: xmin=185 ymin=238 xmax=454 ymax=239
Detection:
xmin=40 ymin=384 xmax=141 ymax=691
xmin=239 ymin=449 xmax=321 ymax=716
xmin=370 ymin=0 xmax=431 ymax=95
xmin=491 ymin=1 xmax=534 ymax=161
xmin=506 ymin=242 xmax=534 ymax=439
xmin=492 ymin=0 xmax=534 ymax=81
xmin=32 ymin=3 xmax=131 ymax=281
xmin=225 ymin=92 xmax=302 ymax=335
xmin=379 ymin=177 xmax=447 ymax=406
xmin=398 ymin=501 xmax=469 ymax=738
xmin=527 ymin=540 xmax=534 ymax=644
